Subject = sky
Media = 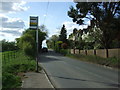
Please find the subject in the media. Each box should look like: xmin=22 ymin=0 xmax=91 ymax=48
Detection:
xmin=0 ymin=0 xmax=90 ymax=47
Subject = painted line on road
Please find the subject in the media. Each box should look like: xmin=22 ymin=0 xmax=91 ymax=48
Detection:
xmin=40 ymin=63 xmax=57 ymax=89
xmin=42 ymin=68 xmax=57 ymax=90
xmin=43 ymin=70 xmax=54 ymax=88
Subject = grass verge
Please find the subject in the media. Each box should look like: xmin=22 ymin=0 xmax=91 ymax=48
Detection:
xmin=66 ymin=53 xmax=120 ymax=69
xmin=2 ymin=51 xmax=42 ymax=89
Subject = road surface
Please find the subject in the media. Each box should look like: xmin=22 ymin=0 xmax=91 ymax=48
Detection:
xmin=39 ymin=50 xmax=119 ymax=88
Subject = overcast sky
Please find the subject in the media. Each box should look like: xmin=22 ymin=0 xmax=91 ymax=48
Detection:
xmin=0 ymin=0 xmax=90 ymax=47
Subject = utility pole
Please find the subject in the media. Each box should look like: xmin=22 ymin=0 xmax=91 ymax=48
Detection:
xmin=29 ymin=16 xmax=39 ymax=72
xmin=36 ymin=17 xmax=39 ymax=72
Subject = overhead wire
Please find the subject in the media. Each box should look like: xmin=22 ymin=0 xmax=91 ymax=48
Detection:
xmin=43 ymin=1 xmax=49 ymax=25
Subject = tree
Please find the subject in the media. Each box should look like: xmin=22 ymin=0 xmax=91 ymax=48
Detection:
xmin=39 ymin=25 xmax=48 ymax=36
xmin=39 ymin=25 xmax=46 ymax=32
xmin=61 ymin=43 xmax=68 ymax=49
xmin=55 ymin=41 xmax=63 ymax=52
xmin=68 ymin=33 xmax=74 ymax=49
xmin=1 ymin=39 xmax=18 ymax=52
xmin=46 ymin=40 xmax=52 ymax=49
xmin=59 ymin=24 xmax=67 ymax=43
xmin=18 ymin=28 xmax=47 ymax=58
xmin=68 ymin=2 xmax=120 ymax=49
xmin=46 ymin=35 xmax=59 ymax=49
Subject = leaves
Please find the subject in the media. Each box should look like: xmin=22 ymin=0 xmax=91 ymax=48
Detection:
xmin=68 ymin=2 xmax=120 ymax=49
xmin=59 ymin=25 xmax=67 ymax=43
xmin=18 ymin=28 xmax=47 ymax=58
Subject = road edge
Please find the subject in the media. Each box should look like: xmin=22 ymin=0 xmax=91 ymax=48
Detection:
xmin=41 ymin=65 xmax=57 ymax=90
xmin=43 ymin=69 xmax=55 ymax=89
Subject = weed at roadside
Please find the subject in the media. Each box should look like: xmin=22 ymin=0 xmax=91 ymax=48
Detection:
xmin=2 ymin=51 xmax=41 ymax=89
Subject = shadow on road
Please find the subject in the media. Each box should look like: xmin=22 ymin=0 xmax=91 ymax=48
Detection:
xmin=38 ymin=50 xmax=62 ymax=63
xmin=38 ymin=50 xmax=119 ymax=88
xmin=47 ymin=75 xmax=120 ymax=88
xmin=39 ymin=56 xmax=60 ymax=63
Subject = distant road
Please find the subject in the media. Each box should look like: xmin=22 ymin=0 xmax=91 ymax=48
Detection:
xmin=39 ymin=50 xmax=119 ymax=88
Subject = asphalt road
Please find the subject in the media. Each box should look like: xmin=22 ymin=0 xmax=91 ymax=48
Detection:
xmin=39 ymin=50 xmax=119 ymax=88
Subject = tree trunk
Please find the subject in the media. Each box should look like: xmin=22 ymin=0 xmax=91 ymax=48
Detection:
xmin=85 ymin=50 xmax=87 ymax=55
xmin=79 ymin=49 xmax=80 ymax=54
xmin=94 ymin=49 xmax=96 ymax=55
xmin=106 ymin=49 xmax=109 ymax=58
xmin=74 ymin=48 xmax=75 ymax=54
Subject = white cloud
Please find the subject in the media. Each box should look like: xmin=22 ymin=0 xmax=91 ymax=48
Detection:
xmin=0 ymin=14 xmax=25 ymax=29
xmin=62 ymin=21 xmax=88 ymax=38
xmin=0 ymin=28 xmax=24 ymax=36
xmin=0 ymin=28 xmax=24 ymax=41
xmin=0 ymin=1 xmax=29 ymax=13
xmin=48 ymin=21 xmax=89 ymax=39
xmin=48 ymin=28 xmax=60 ymax=38
xmin=0 ymin=31 xmax=20 ymax=41
xmin=0 ymin=1 xmax=28 ymax=41
xmin=43 ymin=14 xmax=47 ymax=17
xmin=0 ymin=14 xmax=25 ymax=41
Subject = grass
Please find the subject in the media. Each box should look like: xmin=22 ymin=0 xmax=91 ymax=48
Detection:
xmin=1 ymin=50 xmax=42 ymax=89
xmin=65 ymin=53 xmax=120 ymax=69
xmin=54 ymin=48 xmax=119 ymax=69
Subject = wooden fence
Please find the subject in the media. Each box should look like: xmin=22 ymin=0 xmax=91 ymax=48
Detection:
xmin=70 ymin=48 xmax=120 ymax=58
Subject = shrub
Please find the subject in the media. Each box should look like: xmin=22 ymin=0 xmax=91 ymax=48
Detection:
xmin=60 ymin=49 xmax=68 ymax=55
xmin=61 ymin=43 xmax=68 ymax=49
xmin=2 ymin=72 xmax=21 ymax=89
xmin=19 ymin=34 xmax=36 ymax=58
xmin=23 ymin=42 xmax=36 ymax=58
xmin=55 ymin=41 xmax=63 ymax=52
xmin=2 ymin=51 xmax=38 ymax=89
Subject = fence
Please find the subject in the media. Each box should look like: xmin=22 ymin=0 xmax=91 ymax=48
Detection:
xmin=70 ymin=48 xmax=120 ymax=58
xmin=2 ymin=51 xmax=17 ymax=63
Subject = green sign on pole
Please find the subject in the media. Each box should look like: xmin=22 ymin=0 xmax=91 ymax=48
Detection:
xmin=29 ymin=16 xmax=39 ymax=72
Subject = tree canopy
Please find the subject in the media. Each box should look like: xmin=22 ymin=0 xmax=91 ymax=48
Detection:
xmin=0 ymin=39 xmax=18 ymax=52
xmin=59 ymin=24 xmax=67 ymax=43
xmin=17 ymin=28 xmax=47 ymax=58
xmin=68 ymin=2 xmax=120 ymax=49
xmin=46 ymin=35 xmax=59 ymax=49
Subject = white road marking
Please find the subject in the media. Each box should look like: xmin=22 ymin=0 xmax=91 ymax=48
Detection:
xmin=44 ymin=70 xmax=54 ymax=88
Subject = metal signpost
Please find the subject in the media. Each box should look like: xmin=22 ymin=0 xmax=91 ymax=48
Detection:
xmin=30 ymin=16 xmax=39 ymax=72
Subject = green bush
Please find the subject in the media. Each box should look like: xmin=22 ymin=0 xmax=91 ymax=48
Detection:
xmin=2 ymin=72 xmax=21 ymax=89
xmin=60 ymin=49 xmax=68 ymax=55
xmin=23 ymin=42 xmax=36 ymax=58
xmin=18 ymin=29 xmax=47 ymax=57
xmin=3 ymin=63 xmax=36 ymax=75
xmin=20 ymin=34 xmax=36 ymax=58
xmin=61 ymin=43 xmax=68 ymax=49
xmin=55 ymin=41 xmax=63 ymax=53
xmin=2 ymin=51 xmax=39 ymax=89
